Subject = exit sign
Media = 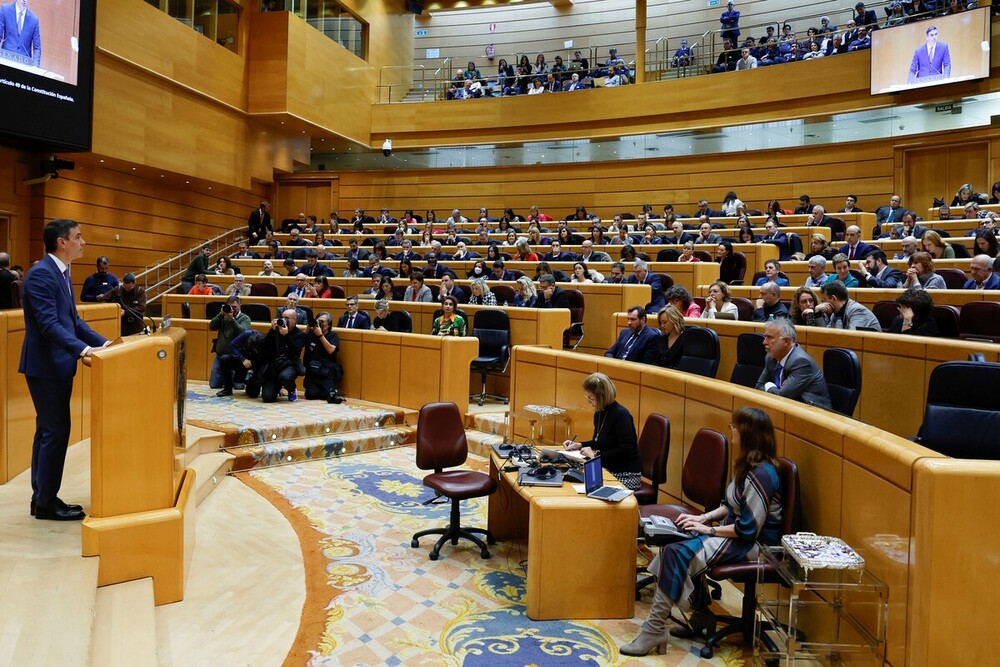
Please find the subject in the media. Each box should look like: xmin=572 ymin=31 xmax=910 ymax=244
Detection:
xmin=416 ymin=29 xmax=428 ymax=36
xmin=707 ymin=0 xmax=721 ymax=5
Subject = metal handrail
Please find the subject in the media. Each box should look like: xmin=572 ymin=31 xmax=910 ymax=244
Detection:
xmin=136 ymin=227 xmax=246 ymax=304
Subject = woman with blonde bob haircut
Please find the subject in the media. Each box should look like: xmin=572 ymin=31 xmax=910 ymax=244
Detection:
xmin=621 ymin=406 xmax=784 ymax=656
xmin=562 ymin=372 xmax=642 ymax=490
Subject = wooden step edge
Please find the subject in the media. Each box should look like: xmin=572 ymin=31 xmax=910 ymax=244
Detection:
xmin=90 ymin=578 xmax=157 ymax=667
xmin=189 ymin=452 xmax=236 ymax=506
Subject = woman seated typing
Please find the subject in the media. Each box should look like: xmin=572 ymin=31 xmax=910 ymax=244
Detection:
xmin=701 ymin=280 xmax=739 ymax=319
xmin=644 ymin=306 xmax=686 ymax=369
xmin=621 ymin=407 xmax=784 ymax=656
xmin=561 ymin=372 xmax=642 ymax=491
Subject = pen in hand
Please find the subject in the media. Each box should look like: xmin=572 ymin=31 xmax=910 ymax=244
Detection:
xmin=563 ymin=434 xmax=578 ymax=450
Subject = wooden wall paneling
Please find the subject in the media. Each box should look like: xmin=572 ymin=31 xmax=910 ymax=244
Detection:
xmin=903 ymin=140 xmax=990 ymax=215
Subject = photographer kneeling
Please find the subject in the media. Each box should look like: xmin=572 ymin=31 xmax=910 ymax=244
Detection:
xmin=259 ymin=308 xmax=307 ymax=403
xmin=304 ymin=312 xmax=344 ymax=403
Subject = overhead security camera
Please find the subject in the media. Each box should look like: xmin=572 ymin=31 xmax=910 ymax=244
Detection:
xmin=382 ymin=139 xmax=392 ymax=157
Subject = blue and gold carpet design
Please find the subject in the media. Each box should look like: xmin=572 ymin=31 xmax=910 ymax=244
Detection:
xmin=243 ymin=447 xmax=742 ymax=666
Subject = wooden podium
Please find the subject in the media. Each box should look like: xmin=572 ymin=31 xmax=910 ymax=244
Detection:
xmin=81 ymin=327 xmax=196 ymax=605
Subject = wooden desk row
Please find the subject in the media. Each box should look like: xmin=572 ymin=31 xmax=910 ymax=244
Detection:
xmin=719 ymin=285 xmax=999 ymax=310
xmin=927 ymin=203 xmax=1000 ymax=218
xmin=606 ymin=309 xmax=1000 ymax=440
xmin=507 ymin=345 xmax=1000 ymax=666
xmin=733 ymin=258 xmax=978 ymax=289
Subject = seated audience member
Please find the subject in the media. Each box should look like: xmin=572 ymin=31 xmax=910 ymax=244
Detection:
xmin=285 ymin=273 xmax=310 ymax=298
xmin=693 ymin=220 xmax=723 ymax=245
xmin=210 ymin=296 xmax=253 ymax=395
xmin=665 ymin=285 xmax=702 ymax=318
xmin=314 ymin=276 xmax=334 ymax=299
xmin=758 ymin=220 xmax=789 ymax=256
xmin=535 ymin=274 xmax=570 ymax=308
xmin=226 ymin=274 xmax=252 ymax=297
xmin=802 ymin=41 xmax=825 ymax=59
xmin=903 ymin=252 xmax=946 ymax=290
xmin=432 ymin=295 xmax=467 ymax=336
xmin=303 ymin=312 xmax=344 ymax=403
xmin=377 ymin=275 xmax=396 ymax=302
xmin=672 ymin=39 xmax=693 ymax=67
xmin=258 ymin=260 xmax=279 ymax=277
xmin=789 ymin=286 xmax=827 ymax=327
xmin=716 ymin=241 xmax=742 ymax=284
xmin=215 ymin=256 xmax=235 ymax=276
xmin=643 ymin=305 xmax=688 ymax=369
xmin=667 ymin=221 xmax=694 ymax=245
xmin=342 ymin=238 xmax=369 ymax=261
xmin=512 ymin=276 xmax=538 ymax=307
xmin=951 ymin=183 xmax=982 ymax=208
xmin=815 ymin=280 xmax=882 ymax=331
xmin=752 ymin=282 xmax=789 ymax=322
xmin=338 ymin=296 xmax=371 ymax=329
xmin=397 ymin=259 xmax=414 ymax=281
xmin=490 ymin=260 xmax=517 ymax=282
xmin=232 ymin=241 xmax=260 ymax=259
xmin=571 ymin=49 xmax=590 ymax=72
xmin=858 ymin=250 xmax=905 ymax=288
xmin=678 ymin=241 xmax=701 ymax=262
xmin=936 ymin=205 xmax=952 ymax=221
xmin=755 ymin=318 xmax=833 ymax=409
xmin=701 ymin=280 xmax=740 ymax=319
xmin=276 ymin=293 xmax=308 ymax=323
xmin=964 ymin=254 xmax=1000 ymax=290
xmin=437 ymin=274 xmax=466 ymax=303
xmin=804 ymin=256 xmax=829 ymax=289
xmin=642 ymin=226 xmax=663 ymax=245
xmin=973 ymin=229 xmax=999 ymax=258
xmin=571 ymin=261 xmax=600 ymax=284
xmin=735 ymin=47 xmax=757 ymax=70
xmin=806 ymin=234 xmax=836 ymax=261
xmin=563 ymin=72 xmax=586 ymax=91
xmin=840 ymin=226 xmax=875 ymax=260
xmin=807 ymin=205 xmax=834 ymax=229
xmin=297 ymin=251 xmax=331 ymax=278
xmin=894 ymin=237 xmax=919 ymax=261
xmin=794 ymin=195 xmax=815 ymax=215
xmin=605 ymin=261 xmax=628 ymax=284
xmin=188 ymin=274 xmax=214 ymax=296
xmin=257 ymin=231 xmax=276 ymax=248
xmin=848 ymin=27 xmax=871 ymax=52
xmin=737 ymin=227 xmax=757 ymax=244
xmin=371 ymin=299 xmax=399 ymax=332
xmin=403 ymin=271 xmax=433 ymax=302
xmin=286 ymin=228 xmax=311 ymax=247
xmin=606 ymin=305 xmax=660 ymax=362
xmin=422 ymin=253 xmax=450 ymax=279
xmin=889 ymin=288 xmax=939 ymax=336
xmin=514 ymin=237 xmax=539 ymax=262
xmin=543 ymin=240 xmax=574 ymax=262
xmin=256 ymin=309 xmax=307 ymax=403
xmin=921 ymin=230 xmax=954 ymax=260
xmin=755 ymin=260 xmax=789 ymax=287
xmin=627 ymin=259 xmax=665 ymax=312
xmin=102 ymin=273 xmax=147 ymax=336
xmin=831 ymin=253 xmax=859 ymax=288
xmin=889 ymin=211 xmax=928 ymax=241
xmin=468 ymin=278 xmax=498 ymax=306
xmin=394 ymin=239 xmax=422 ymax=262
xmin=342 ymin=258 xmax=363 ymax=278
xmin=451 ymin=241 xmax=477 ymax=261
xmin=81 ymin=256 xmax=119 ymax=302
xmin=579 ymin=240 xmax=612 ymax=263
xmin=838 ymin=194 xmax=863 ymax=213
xmin=713 ymin=39 xmax=739 ymax=72
xmin=266 ymin=241 xmax=289 ymax=261
xmin=467 ymin=259 xmax=490 ymax=281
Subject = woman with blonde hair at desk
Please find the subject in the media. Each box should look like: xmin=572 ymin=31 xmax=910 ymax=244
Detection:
xmin=620 ymin=406 xmax=783 ymax=656
xmin=562 ymin=373 xmax=642 ymax=491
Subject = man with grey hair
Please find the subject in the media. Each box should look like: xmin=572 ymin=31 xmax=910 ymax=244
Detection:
xmin=804 ymin=256 xmax=829 ymax=288
xmin=627 ymin=259 xmax=665 ymax=312
xmin=964 ymin=254 xmax=1000 ymax=290
xmin=226 ymin=274 xmax=251 ymax=297
xmin=450 ymin=209 xmax=469 ymax=224
xmin=808 ymin=204 xmax=834 ymax=229
xmin=756 ymin=318 xmax=832 ymax=409
xmin=752 ymin=282 xmax=789 ymax=321
xmin=894 ymin=236 xmax=918 ymax=260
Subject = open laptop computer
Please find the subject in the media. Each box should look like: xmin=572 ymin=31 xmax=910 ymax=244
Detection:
xmin=583 ymin=456 xmax=633 ymax=502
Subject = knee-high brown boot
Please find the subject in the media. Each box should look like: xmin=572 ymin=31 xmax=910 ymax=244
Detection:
xmin=620 ymin=586 xmax=674 ymax=656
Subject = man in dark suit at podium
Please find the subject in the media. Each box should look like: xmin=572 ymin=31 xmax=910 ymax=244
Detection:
xmin=0 ymin=0 xmax=42 ymax=67
xmin=20 ymin=219 xmax=108 ymax=520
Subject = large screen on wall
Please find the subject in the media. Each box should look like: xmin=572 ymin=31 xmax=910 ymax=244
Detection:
xmin=0 ymin=0 xmax=96 ymax=151
xmin=871 ymin=7 xmax=990 ymax=95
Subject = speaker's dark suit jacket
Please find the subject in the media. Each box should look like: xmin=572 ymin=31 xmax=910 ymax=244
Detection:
xmin=755 ymin=344 xmax=832 ymax=410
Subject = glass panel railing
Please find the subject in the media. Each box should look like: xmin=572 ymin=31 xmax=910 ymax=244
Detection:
xmin=147 ymin=0 xmax=240 ymax=52
xmin=288 ymin=0 xmax=368 ymax=59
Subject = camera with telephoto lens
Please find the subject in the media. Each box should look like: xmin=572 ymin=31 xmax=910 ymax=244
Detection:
xmin=222 ymin=303 xmax=233 ymax=314
xmin=276 ymin=317 xmax=286 ymax=328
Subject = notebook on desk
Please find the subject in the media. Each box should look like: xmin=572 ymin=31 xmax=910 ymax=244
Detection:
xmin=583 ymin=456 xmax=632 ymax=502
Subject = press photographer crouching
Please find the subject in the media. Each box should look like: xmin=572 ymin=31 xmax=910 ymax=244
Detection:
xmin=224 ymin=309 xmax=306 ymax=402
xmin=304 ymin=311 xmax=344 ymax=403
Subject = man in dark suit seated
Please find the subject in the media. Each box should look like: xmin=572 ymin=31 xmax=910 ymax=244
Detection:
xmin=752 ymin=282 xmax=790 ymax=322
xmin=794 ymin=195 xmax=815 ymax=215
xmin=579 ymin=240 xmax=612 ymax=263
xmin=437 ymin=274 xmax=466 ymax=303
xmin=298 ymin=250 xmax=332 ymax=278
xmin=535 ymin=274 xmax=570 ymax=308
xmin=286 ymin=228 xmax=312 ymax=247
xmin=838 ymin=195 xmax=863 ymax=213
xmin=231 ymin=241 xmax=261 ymax=260
xmin=857 ymin=251 xmax=904 ymax=288
xmin=489 ymin=260 xmax=517 ymax=281
xmin=450 ymin=241 xmax=480 ymax=261
xmin=343 ymin=238 xmax=370 ymax=262
xmin=626 ymin=259 xmax=665 ymax=312
xmin=542 ymin=240 xmax=575 ymax=262
xmin=759 ymin=220 xmax=789 ymax=257
xmin=755 ymin=318 xmax=833 ymax=409
xmin=666 ymin=221 xmax=694 ymax=245
xmin=605 ymin=305 xmax=660 ymax=362
xmin=693 ymin=199 xmax=723 ymax=219
xmin=275 ymin=293 xmax=308 ymax=322
xmin=20 ymin=219 xmax=109 ymax=520
xmin=694 ymin=219 xmax=724 ymax=245
xmin=852 ymin=1 xmax=879 ymax=29
xmin=337 ymin=296 xmax=371 ymax=329
xmin=839 ymin=226 xmax=875 ymax=261
xmin=806 ymin=205 xmax=834 ymax=229
xmin=284 ymin=274 xmax=310 ymax=298
xmin=393 ymin=239 xmax=421 ymax=261
xmin=421 ymin=253 xmax=449 ymax=280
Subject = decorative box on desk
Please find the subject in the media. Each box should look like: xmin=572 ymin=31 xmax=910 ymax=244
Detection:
xmin=754 ymin=545 xmax=888 ymax=666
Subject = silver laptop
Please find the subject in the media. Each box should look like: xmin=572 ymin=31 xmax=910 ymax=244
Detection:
xmin=583 ymin=456 xmax=632 ymax=502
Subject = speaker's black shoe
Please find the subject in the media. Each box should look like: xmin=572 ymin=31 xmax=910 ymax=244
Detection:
xmin=30 ymin=497 xmax=83 ymax=517
xmin=34 ymin=502 xmax=85 ymax=521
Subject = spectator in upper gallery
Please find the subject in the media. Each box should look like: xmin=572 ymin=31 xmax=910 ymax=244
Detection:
xmin=465 ymin=61 xmax=483 ymax=81
xmin=735 ymin=47 xmax=757 ymax=70
xmin=794 ymin=195 xmax=815 ymax=215
xmin=888 ymin=288 xmax=939 ymax=336
xmin=527 ymin=77 xmax=546 ymax=94
xmin=839 ymin=226 xmax=875 ymax=260
xmin=605 ymin=64 xmax=630 ymax=87
xmin=571 ymin=49 xmax=589 ymax=72
xmin=964 ymin=254 xmax=1000 ymax=290
xmin=534 ymin=53 xmax=550 ymax=75
xmin=80 ymin=256 xmax=119 ymax=302
xmin=713 ymin=39 xmax=740 ymax=72
xmin=839 ymin=195 xmax=863 ymax=214
xmin=563 ymin=72 xmax=586 ymax=91
xmin=804 ymin=256 xmax=829 ymax=289
xmin=720 ymin=1 xmax=741 ymax=46
xmin=848 ymin=27 xmax=872 ymax=52
xmin=815 ymin=280 xmax=882 ymax=331
xmin=853 ymin=2 xmax=880 ymax=28
xmin=757 ymin=26 xmax=776 ymax=46
xmin=672 ymin=39 xmax=693 ymax=68
xmin=603 ymin=47 xmax=625 ymax=71
xmin=903 ymin=252 xmax=947 ymax=290
xmin=755 ymin=259 xmax=789 ymax=287
xmin=544 ymin=72 xmax=562 ymax=93
xmin=551 ymin=55 xmax=568 ymax=79
xmin=752 ymin=282 xmax=789 ymax=321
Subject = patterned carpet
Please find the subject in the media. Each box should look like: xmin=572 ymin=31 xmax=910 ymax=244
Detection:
xmin=241 ymin=447 xmax=744 ymax=666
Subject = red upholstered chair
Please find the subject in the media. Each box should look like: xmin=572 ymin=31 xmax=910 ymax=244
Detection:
xmin=731 ymin=297 xmax=754 ymax=321
xmin=410 ymin=403 xmax=498 ymax=560
xmin=249 ymin=282 xmax=278 ymax=297
xmin=633 ymin=414 xmax=670 ymax=506
xmin=872 ymin=300 xmax=898 ymax=330
xmin=562 ymin=288 xmax=585 ymax=350
xmin=932 ymin=304 xmax=961 ymax=338
xmin=959 ymin=301 xmax=1000 ymax=343
xmin=697 ymin=457 xmax=801 ymax=659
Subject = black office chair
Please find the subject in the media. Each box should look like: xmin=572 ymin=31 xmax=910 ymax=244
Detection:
xmin=676 ymin=326 xmax=721 ymax=378
xmin=729 ymin=333 xmax=766 ymax=388
xmin=656 ymin=248 xmax=680 ymax=262
xmin=180 ymin=302 xmax=191 ymax=319
xmin=698 ymin=457 xmax=801 ymax=658
xmin=823 ymin=347 xmax=862 ymax=417
xmin=469 ymin=309 xmax=511 ymax=406
xmin=914 ymin=361 xmax=1000 ymax=459
xmin=411 ymin=402 xmax=498 ymax=560
xmin=205 ymin=300 xmax=225 ymax=319
xmin=951 ymin=243 xmax=970 ymax=258
xmin=872 ymin=300 xmax=898 ymax=330
xmin=241 ymin=303 xmax=273 ymax=323
xmin=391 ymin=309 xmax=413 ymax=333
